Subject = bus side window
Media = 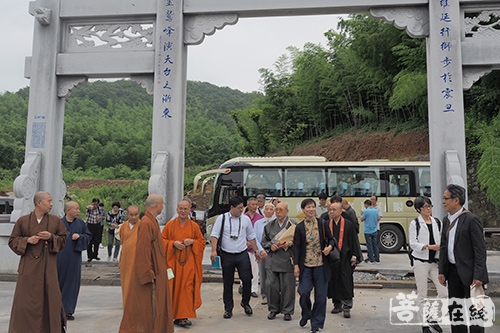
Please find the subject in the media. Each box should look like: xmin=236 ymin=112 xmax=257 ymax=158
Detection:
xmin=275 ymin=182 xmax=282 ymax=197
xmin=389 ymin=175 xmax=400 ymax=197
xmin=319 ymin=182 xmax=326 ymax=194
xmin=399 ymin=175 xmax=410 ymax=196
xmin=297 ymin=182 xmax=304 ymax=196
xmin=388 ymin=173 xmax=412 ymax=197
xmin=418 ymin=168 xmax=431 ymax=196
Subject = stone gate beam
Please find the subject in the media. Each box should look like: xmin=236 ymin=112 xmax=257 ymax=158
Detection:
xmin=184 ymin=0 xmax=427 ymax=16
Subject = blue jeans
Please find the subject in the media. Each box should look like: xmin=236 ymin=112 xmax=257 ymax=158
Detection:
xmin=297 ymin=266 xmax=328 ymax=329
xmin=365 ymin=231 xmax=379 ymax=262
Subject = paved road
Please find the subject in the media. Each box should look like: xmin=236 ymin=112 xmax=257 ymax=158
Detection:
xmin=2 ymin=281 xmax=498 ymax=332
xmin=1 ymin=246 xmax=499 ymax=332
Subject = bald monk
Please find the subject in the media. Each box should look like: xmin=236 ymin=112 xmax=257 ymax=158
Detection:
xmin=162 ymin=199 xmax=206 ymax=327
xmin=9 ymin=191 xmax=67 ymax=332
xmin=118 ymin=205 xmax=141 ymax=306
xmin=119 ymin=194 xmax=174 ymax=333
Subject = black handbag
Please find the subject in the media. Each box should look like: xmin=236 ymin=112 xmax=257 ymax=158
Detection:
xmin=216 ymin=214 xmax=225 ymax=257
xmin=322 ymin=220 xmax=340 ymax=264
xmin=328 ymin=245 xmax=340 ymax=264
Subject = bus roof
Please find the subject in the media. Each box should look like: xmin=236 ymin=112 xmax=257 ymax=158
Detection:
xmin=220 ymin=156 xmax=429 ymax=168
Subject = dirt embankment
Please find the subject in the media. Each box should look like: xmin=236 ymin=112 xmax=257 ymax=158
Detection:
xmin=290 ymin=130 xmax=429 ymax=162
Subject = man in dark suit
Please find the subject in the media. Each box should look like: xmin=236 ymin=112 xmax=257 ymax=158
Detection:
xmin=438 ymin=184 xmax=488 ymax=333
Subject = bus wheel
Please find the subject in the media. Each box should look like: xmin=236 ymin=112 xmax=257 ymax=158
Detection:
xmin=379 ymin=225 xmax=404 ymax=253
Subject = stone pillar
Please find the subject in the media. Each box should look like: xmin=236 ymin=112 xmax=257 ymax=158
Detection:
xmin=12 ymin=0 xmax=66 ymax=221
xmin=427 ymin=0 xmax=467 ymax=218
xmin=150 ymin=0 xmax=187 ymax=223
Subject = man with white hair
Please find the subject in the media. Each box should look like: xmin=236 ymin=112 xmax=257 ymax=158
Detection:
xmin=254 ymin=202 xmax=274 ymax=304
xmin=262 ymin=201 xmax=297 ymax=321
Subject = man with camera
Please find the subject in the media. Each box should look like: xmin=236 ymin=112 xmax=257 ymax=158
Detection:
xmin=210 ymin=196 xmax=265 ymax=319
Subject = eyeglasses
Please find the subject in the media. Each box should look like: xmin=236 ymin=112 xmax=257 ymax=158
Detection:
xmin=422 ymin=204 xmax=433 ymax=209
xmin=442 ymin=197 xmax=453 ymax=200
xmin=275 ymin=208 xmax=285 ymax=212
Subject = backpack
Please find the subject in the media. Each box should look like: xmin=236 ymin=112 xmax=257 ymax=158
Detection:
xmin=407 ymin=217 xmax=441 ymax=266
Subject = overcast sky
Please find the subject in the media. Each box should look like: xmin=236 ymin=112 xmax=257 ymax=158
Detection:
xmin=1 ymin=3 xmax=341 ymax=94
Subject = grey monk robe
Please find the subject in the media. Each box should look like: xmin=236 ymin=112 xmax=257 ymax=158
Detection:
xmin=9 ymin=212 xmax=67 ymax=333
xmin=262 ymin=217 xmax=297 ymax=315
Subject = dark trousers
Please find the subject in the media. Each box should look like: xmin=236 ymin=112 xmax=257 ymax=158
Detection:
xmin=298 ymin=266 xmax=328 ymax=329
xmin=447 ymin=264 xmax=484 ymax=333
xmin=259 ymin=260 xmax=267 ymax=298
xmin=266 ymin=269 xmax=295 ymax=315
xmin=221 ymin=251 xmax=253 ymax=311
xmin=87 ymin=223 xmax=101 ymax=259
xmin=365 ymin=231 xmax=380 ymax=262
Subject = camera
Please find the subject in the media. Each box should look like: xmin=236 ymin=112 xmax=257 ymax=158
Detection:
xmin=230 ymin=235 xmax=238 ymax=240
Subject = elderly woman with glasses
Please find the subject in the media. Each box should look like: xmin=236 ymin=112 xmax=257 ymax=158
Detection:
xmin=410 ymin=196 xmax=448 ymax=333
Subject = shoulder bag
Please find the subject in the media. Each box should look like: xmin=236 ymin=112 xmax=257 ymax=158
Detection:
xmin=321 ymin=219 xmax=340 ymax=264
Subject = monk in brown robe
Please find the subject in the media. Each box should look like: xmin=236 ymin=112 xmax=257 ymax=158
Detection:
xmin=162 ymin=199 xmax=206 ymax=327
xmin=118 ymin=205 xmax=141 ymax=306
xmin=8 ymin=191 xmax=67 ymax=333
xmin=119 ymin=194 xmax=174 ymax=333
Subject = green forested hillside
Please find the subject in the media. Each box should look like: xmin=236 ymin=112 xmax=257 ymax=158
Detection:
xmin=0 ymin=80 xmax=255 ymax=190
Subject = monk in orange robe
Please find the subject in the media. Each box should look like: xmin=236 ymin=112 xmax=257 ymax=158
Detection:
xmin=119 ymin=194 xmax=174 ymax=333
xmin=118 ymin=205 xmax=140 ymax=306
xmin=162 ymin=199 xmax=206 ymax=327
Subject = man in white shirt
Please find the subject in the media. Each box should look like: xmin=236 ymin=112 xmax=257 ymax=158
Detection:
xmin=210 ymin=196 xmax=263 ymax=319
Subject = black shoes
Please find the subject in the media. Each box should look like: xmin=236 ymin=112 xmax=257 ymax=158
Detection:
xmin=87 ymin=258 xmax=93 ymax=262
xmin=311 ymin=327 xmax=319 ymax=332
xmin=422 ymin=327 xmax=432 ymax=333
xmin=261 ymin=296 xmax=268 ymax=305
xmin=331 ymin=306 xmax=342 ymax=314
xmin=95 ymin=257 xmax=101 ymax=261
xmin=66 ymin=314 xmax=75 ymax=321
xmin=299 ymin=318 xmax=308 ymax=327
xmin=241 ymin=302 xmax=253 ymax=315
xmin=343 ymin=309 xmax=351 ymax=318
xmin=174 ymin=319 xmax=190 ymax=327
xmin=267 ymin=312 xmax=291 ymax=321
xmin=223 ymin=310 xmax=232 ymax=319
xmin=251 ymin=292 xmax=258 ymax=298
xmin=238 ymin=285 xmax=243 ymax=294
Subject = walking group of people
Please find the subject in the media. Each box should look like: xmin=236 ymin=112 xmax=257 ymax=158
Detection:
xmin=209 ymin=194 xmax=363 ymax=333
xmin=6 ymin=183 xmax=489 ymax=333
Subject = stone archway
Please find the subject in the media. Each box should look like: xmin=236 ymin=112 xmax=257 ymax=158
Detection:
xmin=3 ymin=1 xmax=500 ymax=272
